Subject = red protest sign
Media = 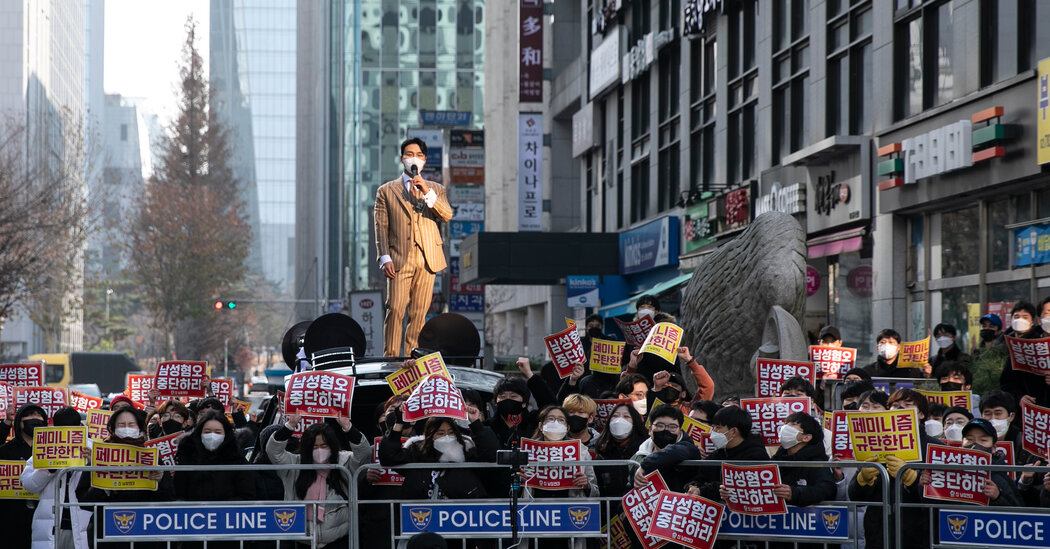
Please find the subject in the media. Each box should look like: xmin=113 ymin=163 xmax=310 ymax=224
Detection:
xmin=0 ymin=362 xmax=45 ymax=387
xmin=154 ymin=361 xmax=209 ymax=399
xmin=372 ymin=437 xmax=406 ymax=485
xmin=13 ymin=386 xmax=69 ymax=421
xmin=740 ymin=397 xmax=814 ymax=447
xmin=125 ymin=374 xmax=154 ymax=404
xmin=996 ymin=441 xmax=1016 ymax=481
xmin=808 ymin=346 xmax=858 ymax=379
xmin=830 ymin=411 xmax=855 ymax=460
xmin=403 ymin=375 xmax=467 ymax=422
xmin=923 ymin=444 xmax=991 ymax=505
xmin=721 ymin=463 xmax=787 ymax=515
xmin=284 ymin=371 xmax=355 ymax=418
xmin=614 ymin=316 xmax=656 ymax=348
xmin=69 ymin=391 xmax=103 ymax=413
xmin=648 ymin=490 xmax=725 ymax=549
xmin=209 ymin=378 xmax=235 ymax=409
xmin=290 ymin=415 xmax=327 ymax=439
xmin=593 ymin=399 xmax=631 ymax=432
xmin=520 ymin=438 xmax=583 ymax=490
xmin=755 ymin=359 xmax=816 ymax=398
xmin=1020 ymin=400 xmax=1050 ymax=457
xmin=621 ymin=470 xmax=669 ymax=549
xmin=0 ymin=382 xmax=12 ymax=412
xmin=144 ymin=432 xmax=184 ymax=467
xmin=543 ymin=326 xmax=586 ymax=378
xmin=1005 ymin=335 xmax=1050 ymax=376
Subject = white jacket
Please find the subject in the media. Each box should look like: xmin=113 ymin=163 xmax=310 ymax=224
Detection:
xmin=21 ymin=459 xmax=92 ymax=549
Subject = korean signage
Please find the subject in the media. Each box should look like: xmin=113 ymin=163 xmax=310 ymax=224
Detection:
xmin=721 ymin=186 xmax=751 ymax=232
xmin=721 ymin=463 xmax=786 ymax=516
xmin=808 ymin=346 xmax=857 ymax=380
xmin=521 ymin=438 xmax=582 ymax=490
xmin=14 ymin=386 xmax=68 ymax=420
xmin=403 ymin=375 xmax=467 ymax=422
xmin=400 ymin=502 xmax=600 ymax=536
xmin=740 ymin=397 xmax=814 ymax=447
xmin=449 ymin=129 xmax=485 ymax=184
xmin=567 ymin=275 xmax=600 ymax=308
xmin=846 ymin=408 xmax=921 ymax=462
xmin=898 ymin=337 xmax=931 ymax=369
xmin=519 ymin=0 xmax=543 ymax=102
xmin=349 ymin=291 xmax=383 ymax=358
xmin=209 ymin=378 xmax=235 ymax=410
xmin=1039 ymin=57 xmax=1050 ymax=165
xmin=755 ymin=359 xmax=816 ymax=398
xmin=283 ymin=371 xmax=355 ymax=418
xmin=1020 ymin=400 xmax=1050 ymax=457
xmin=622 ymin=29 xmax=674 ymax=84
xmin=640 ymin=322 xmax=683 ymax=363
xmin=372 ymin=437 xmax=406 ymax=485
xmin=69 ymin=390 xmax=104 ymax=413
xmin=145 ymin=432 xmax=183 ymax=467
xmin=682 ymin=0 xmax=723 ymax=36
xmin=594 ymin=398 xmax=631 ymax=432
xmin=590 ymin=339 xmax=625 ymax=375
xmin=92 ymin=442 xmax=159 ymax=491
xmin=86 ymin=409 xmax=112 ymax=441
xmin=923 ymin=444 xmax=991 ymax=506
xmin=589 ymin=31 xmax=621 ymax=100
xmin=420 ymin=110 xmax=472 ymax=127
xmin=0 ymin=362 xmax=44 ymax=386
xmin=518 ymin=113 xmax=542 ymax=231
xmin=125 ymin=374 xmax=153 ymax=404
xmin=544 ymin=326 xmax=586 ymax=378
xmin=1013 ymin=224 xmax=1050 ymax=267
xmin=104 ymin=505 xmax=307 ymax=539
xmin=829 ymin=411 xmax=854 ymax=460
xmin=621 ymin=470 xmax=669 ymax=549
xmin=386 ymin=351 xmax=451 ymax=395
xmin=154 ymin=361 xmax=209 ymax=399
xmin=619 ymin=216 xmax=680 ymax=275
xmin=938 ymin=509 xmax=1050 ymax=548
xmin=683 ymin=200 xmax=716 ymax=253
xmin=917 ymin=390 xmax=971 ymax=409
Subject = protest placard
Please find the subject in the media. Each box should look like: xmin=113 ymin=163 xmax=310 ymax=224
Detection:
xmin=923 ymin=444 xmax=991 ymax=505
xmin=91 ymin=442 xmax=159 ymax=490
xmin=86 ymin=409 xmax=112 ymax=441
xmin=996 ymin=441 xmax=1016 ymax=481
xmin=830 ymin=411 xmax=855 ymax=460
xmin=125 ymin=374 xmax=154 ymax=404
xmin=0 ymin=461 xmax=35 ymax=499
xmin=284 ymin=371 xmax=355 ymax=418
xmin=847 ymin=408 xmax=921 ymax=462
xmin=33 ymin=426 xmax=88 ymax=469
xmin=640 ymin=323 xmax=683 ymax=363
xmin=590 ymin=339 xmax=625 ymax=375
xmin=648 ymin=490 xmax=725 ymax=549
xmin=917 ymin=390 xmax=971 ymax=409
xmin=144 ymin=432 xmax=183 ymax=467
xmin=808 ymin=346 xmax=858 ymax=379
xmin=1020 ymin=400 xmax=1050 ymax=457
xmin=386 ymin=352 xmax=450 ymax=395
xmin=1004 ymin=335 xmax=1050 ymax=376
xmin=602 ymin=514 xmax=633 ymax=549
xmin=230 ymin=399 xmax=251 ymax=418
xmin=13 ymin=386 xmax=69 ymax=421
xmin=69 ymin=390 xmax=104 ymax=413
xmin=614 ymin=316 xmax=657 ymax=348
xmin=290 ymin=415 xmax=327 ymax=439
xmin=154 ymin=361 xmax=209 ymax=399
xmin=593 ymin=398 xmax=631 ymax=432
xmin=544 ymin=326 xmax=586 ymax=378
xmin=898 ymin=337 xmax=931 ymax=368
xmin=621 ymin=470 xmax=669 ymax=549
xmin=372 ymin=437 xmax=406 ymax=485
xmin=403 ymin=375 xmax=467 ymax=422
xmin=721 ymin=463 xmax=787 ymax=515
xmin=520 ymin=438 xmax=583 ymax=490
xmin=682 ymin=416 xmax=713 ymax=455
xmin=209 ymin=378 xmax=235 ymax=409
xmin=0 ymin=382 xmax=11 ymax=412
xmin=565 ymin=318 xmax=577 ymax=331
xmin=0 ymin=362 xmax=45 ymax=387
xmin=740 ymin=397 xmax=815 ymax=447
xmin=755 ymin=359 xmax=816 ymax=398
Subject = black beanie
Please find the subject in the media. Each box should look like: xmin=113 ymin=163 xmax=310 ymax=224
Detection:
xmin=52 ymin=406 xmax=83 ymax=427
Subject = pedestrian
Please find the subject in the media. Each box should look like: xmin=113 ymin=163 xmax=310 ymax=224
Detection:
xmin=21 ymin=406 xmax=91 ymax=549
xmin=173 ymin=409 xmax=255 ymax=502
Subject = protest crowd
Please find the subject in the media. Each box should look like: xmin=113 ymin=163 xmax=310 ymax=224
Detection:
xmin=2 ymin=296 xmax=1050 ymax=549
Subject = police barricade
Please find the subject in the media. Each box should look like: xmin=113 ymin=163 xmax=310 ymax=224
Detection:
xmin=351 ymin=458 xmax=889 ymax=549
xmin=895 ymin=462 xmax=1050 ymax=549
xmin=52 ymin=463 xmax=353 ymax=549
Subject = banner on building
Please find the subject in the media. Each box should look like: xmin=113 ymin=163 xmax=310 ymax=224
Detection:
xmin=544 ymin=326 xmax=586 ymax=378
xmin=154 ymin=361 xmax=209 ymax=399
xmin=0 ymin=362 xmax=44 ymax=387
xmin=614 ymin=316 xmax=657 ymax=348
xmin=621 ymin=470 xmax=669 ymax=549
xmin=1014 ymin=223 xmax=1050 ymax=267
xmin=640 ymin=323 xmax=683 ymax=363
xmin=808 ymin=346 xmax=857 ymax=379
xmin=1004 ymin=335 xmax=1050 ymax=376
xmin=923 ymin=444 xmax=991 ymax=506
xmin=284 ymin=371 xmax=355 ymax=418
xmin=648 ymin=490 xmax=724 ymax=549
xmin=518 ymin=113 xmax=542 ymax=231
xmin=847 ymin=408 xmax=921 ymax=462
xmin=33 ymin=426 xmax=88 ymax=469
xmin=91 ymin=442 xmax=159 ymax=491
xmin=521 ymin=438 xmax=582 ymax=490
xmin=403 ymin=375 xmax=467 ymax=422
xmin=755 ymin=359 xmax=816 ymax=398
xmin=519 ymin=0 xmax=543 ymax=102
xmin=740 ymin=397 xmax=814 ymax=447
xmin=898 ymin=337 xmax=931 ymax=368
xmin=1020 ymin=400 xmax=1050 ymax=457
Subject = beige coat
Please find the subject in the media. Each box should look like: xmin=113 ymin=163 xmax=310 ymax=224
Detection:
xmin=373 ymin=177 xmax=453 ymax=273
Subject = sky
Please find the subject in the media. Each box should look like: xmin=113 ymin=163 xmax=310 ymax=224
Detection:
xmin=103 ymin=0 xmax=210 ymax=127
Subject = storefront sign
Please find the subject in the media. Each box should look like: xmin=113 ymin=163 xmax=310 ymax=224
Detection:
xmin=104 ymin=505 xmax=306 ymax=539
xmin=620 ymin=216 xmax=680 ymax=275
xmin=938 ymin=509 xmax=1050 ymax=548
xmin=814 ymin=171 xmax=851 ymax=216
xmin=684 ymin=200 xmax=716 ymax=253
xmin=805 ymin=265 xmax=821 ymax=297
xmin=901 ymin=120 xmax=973 ymax=184
xmin=622 ymin=29 xmax=674 ymax=84
xmin=719 ymin=506 xmax=850 ymax=540
xmin=520 ymin=0 xmax=544 ymax=102
xmin=400 ymin=502 xmax=601 ymax=536
xmin=722 ymin=187 xmax=751 ymax=231
xmin=755 ymin=182 xmax=805 ymax=217
xmin=420 ymin=110 xmax=472 ymax=127
xmin=1013 ymin=223 xmax=1050 ymax=267
xmin=448 ymin=148 xmax=485 ymax=185
xmin=572 ymin=102 xmax=597 ymax=157
xmin=518 ymin=113 xmax=543 ymax=231
xmin=1039 ymin=58 xmax=1050 ymax=165
xmin=567 ymin=275 xmax=600 ymax=308
xmin=847 ymin=266 xmax=872 ymax=298
xmin=590 ymin=31 xmax=622 ymax=99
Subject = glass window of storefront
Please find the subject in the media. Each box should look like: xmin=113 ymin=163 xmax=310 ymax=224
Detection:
xmin=829 ymin=251 xmax=874 ymax=360
xmin=939 ymin=206 xmax=979 ymax=278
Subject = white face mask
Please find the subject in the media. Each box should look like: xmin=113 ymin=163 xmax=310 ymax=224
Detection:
xmin=433 ymin=435 xmax=460 ymax=453
xmin=935 ymin=336 xmax=954 ymax=349
xmin=1042 ymin=317 xmax=1050 ymax=333
xmin=944 ymin=423 xmax=964 ymax=442
xmin=709 ymin=430 xmax=731 ymax=450
xmin=542 ymin=420 xmax=568 ymax=441
xmin=632 ymin=398 xmax=648 ymax=417
xmin=924 ymin=419 xmax=944 ymax=438
xmin=608 ymin=417 xmax=633 ymax=439
xmin=637 ymin=307 xmax=655 ymax=319
xmin=878 ymin=343 xmax=899 ymax=360
xmin=433 ymin=434 xmax=465 ymax=462
xmin=990 ymin=418 xmax=1010 ymax=439
xmin=201 ymin=432 xmax=224 ymax=451
xmin=1012 ymin=317 xmax=1032 ymax=333
xmin=402 ymin=156 xmax=424 ymax=176
xmin=778 ymin=425 xmax=801 ymax=449
xmin=114 ymin=427 xmax=140 ymax=440
xmin=312 ymin=448 xmax=331 ymax=463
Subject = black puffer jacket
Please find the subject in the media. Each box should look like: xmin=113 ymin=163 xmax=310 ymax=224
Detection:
xmin=378 ymin=420 xmax=498 ymax=500
xmin=771 ymin=441 xmax=836 ymax=507
xmin=0 ymin=404 xmax=47 ymax=549
xmin=174 ymin=433 xmax=256 ymax=501
xmin=689 ymin=434 xmax=770 ymax=501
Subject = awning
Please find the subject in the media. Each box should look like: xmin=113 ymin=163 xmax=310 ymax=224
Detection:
xmin=806 ymin=227 xmax=866 ymax=259
xmin=598 ymin=272 xmax=694 ymax=317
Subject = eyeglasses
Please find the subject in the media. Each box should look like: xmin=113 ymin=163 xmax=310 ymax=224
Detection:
xmin=160 ymin=413 xmax=184 ymax=422
xmin=651 ymin=422 xmax=680 ymax=433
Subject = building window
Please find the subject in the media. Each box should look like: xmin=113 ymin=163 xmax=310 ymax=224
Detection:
xmin=120 ymin=123 xmax=128 ymax=141
xmin=727 ymin=0 xmax=757 ymax=184
xmin=631 ymin=72 xmax=651 ymax=141
xmin=894 ymin=1 xmax=968 ymax=121
xmin=658 ymin=46 xmax=680 ymax=212
xmin=631 ymin=160 xmax=650 ymax=223
xmin=826 ymin=2 xmax=872 ymax=136
xmin=659 ymin=0 xmax=680 ymax=32
xmin=979 ymin=0 xmax=1035 ymax=87
xmin=690 ymin=32 xmax=717 ymax=192
xmin=631 ymin=0 xmax=651 ymax=44
xmin=772 ymin=0 xmax=809 ymax=164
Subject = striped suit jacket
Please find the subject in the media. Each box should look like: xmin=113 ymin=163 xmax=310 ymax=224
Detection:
xmin=374 ymin=177 xmax=453 ymax=273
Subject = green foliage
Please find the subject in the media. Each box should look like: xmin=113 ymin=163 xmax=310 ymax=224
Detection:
xmin=971 ymin=344 xmax=1007 ymax=395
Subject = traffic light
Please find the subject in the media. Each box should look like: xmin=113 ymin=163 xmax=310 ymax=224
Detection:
xmin=213 ymin=301 xmax=223 ymax=310
xmin=213 ymin=300 xmax=237 ymax=310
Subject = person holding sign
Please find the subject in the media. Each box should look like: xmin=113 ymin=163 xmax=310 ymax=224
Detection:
xmin=685 ymin=406 xmax=769 ymax=501
xmin=860 ymin=329 xmax=925 ymax=379
xmin=173 ymin=411 xmax=256 ymax=512
xmin=593 ymin=402 xmax=648 ymax=497
xmin=484 ymin=359 xmax=558 ymax=450
xmin=0 ymin=403 xmax=48 ymax=549
xmin=1000 ymin=301 xmax=1050 ymax=408
xmin=21 ymin=407 xmax=91 ymax=549
xmin=768 ymin=412 xmax=836 ymax=507
xmin=521 ymin=406 xmax=598 ymax=501
xmin=631 ymin=404 xmax=701 ymax=493
xmin=918 ymin=418 xmax=1021 ymax=507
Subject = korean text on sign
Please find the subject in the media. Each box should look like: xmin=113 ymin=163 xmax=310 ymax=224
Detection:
xmin=829 ymin=411 xmax=855 ymax=460
xmin=86 ymin=409 xmax=112 ymax=441
xmin=593 ymin=398 xmax=631 ymax=432
xmin=721 ymin=463 xmax=787 ymax=515
xmin=14 ymin=386 xmax=69 ymax=419
xmin=284 ymin=371 xmax=355 ymax=418
xmin=740 ymin=397 xmax=814 ymax=447
xmin=603 ymin=514 xmax=633 ymax=549
xmin=615 ymin=316 xmax=657 ymax=348
xmin=682 ymin=416 xmax=714 ymax=456
xmin=648 ymin=491 xmax=725 ymax=549
xmin=69 ymin=390 xmax=103 ymax=413
xmin=144 ymin=432 xmax=184 ymax=467
xmin=621 ymin=470 xmax=669 ymax=549
xmin=1004 ymin=335 xmax=1050 ymax=376
xmin=386 ymin=352 xmax=450 ymax=395
xmin=403 ymin=375 xmax=467 ymax=422
xmin=808 ymin=346 xmax=857 ymax=379
xmin=543 ymin=326 xmax=586 ymax=378
xmin=1020 ymin=400 xmax=1050 ymax=457
xmin=917 ymin=390 xmax=971 ymax=409
xmin=209 ymin=378 xmax=235 ymax=408
xmin=91 ymin=442 xmax=159 ymax=491
xmin=372 ymin=437 xmax=406 ymax=485
xmin=520 ymin=438 xmax=582 ymax=490
xmin=755 ymin=359 xmax=816 ymax=398
xmin=0 ymin=461 xmax=36 ymax=500
xmin=923 ymin=444 xmax=991 ymax=506
xmin=847 ymin=408 xmax=921 ymax=462
xmin=640 ymin=323 xmax=683 ymax=364
xmin=0 ymin=362 xmax=44 ymax=387
xmin=590 ymin=339 xmax=625 ymax=375
xmin=154 ymin=361 xmax=209 ymax=399
xmin=33 ymin=426 xmax=88 ymax=469
xmin=125 ymin=374 xmax=153 ymax=404
xmin=898 ymin=337 xmax=931 ymax=368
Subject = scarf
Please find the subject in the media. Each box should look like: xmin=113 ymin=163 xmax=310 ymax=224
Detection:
xmin=305 ymin=470 xmax=328 ymax=523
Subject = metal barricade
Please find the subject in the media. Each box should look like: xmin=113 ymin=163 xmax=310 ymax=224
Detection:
xmin=894 ymin=461 xmax=1050 ymax=549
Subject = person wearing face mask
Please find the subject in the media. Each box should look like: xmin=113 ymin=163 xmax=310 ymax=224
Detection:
xmin=918 ymin=418 xmax=1021 ymax=507
xmin=685 ymin=406 xmax=768 ymax=500
xmin=614 ymin=373 xmax=652 ymax=419
xmin=840 ymin=379 xmax=875 ymax=410
xmin=630 ymin=405 xmax=701 ymax=493
xmin=972 ymin=313 xmax=1004 ymax=354
xmin=522 ymin=406 xmax=598 ymax=508
xmin=581 ymin=313 xmax=608 ymax=361
xmin=929 ymin=323 xmax=970 ymax=373
xmin=593 ymin=403 xmax=649 ymax=497
xmin=999 ymin=301 xmax=1050 ymax=408
xmin=21 ymin=407 xmax=92 ymax=549
xmin=147 ymin=400 xmax=190 ymax=439
xmin=561 ymin=394 xmax=600 ymax=451
xmin=0 ymin=404 xmax=48 ymax=549
xmin=977 ymin=390 xmax=1022 ymax=453
xmin=861 ymin=328 xmax=924 ymax=379
xmin=941 ymin=406 xmax=973 ymax=445
xmin=763 ymin=413 xmax=836 ymax=509
xmin=484 ymin=364 xmax=557 ymax=450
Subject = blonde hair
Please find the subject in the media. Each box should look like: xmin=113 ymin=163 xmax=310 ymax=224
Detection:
xmin=562 ymin=393 xmax=597 ymax=415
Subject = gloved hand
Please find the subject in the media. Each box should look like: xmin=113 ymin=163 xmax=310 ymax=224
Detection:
xmin=856 ymin=457 xmax=880 ymax=487
xmin=384 ymin=408 xmax=402 ymax=432
xmin=885 ymin=455 xmax=918 ymax=486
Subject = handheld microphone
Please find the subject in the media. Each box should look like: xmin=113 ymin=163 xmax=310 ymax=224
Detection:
xmin=409 ymin=165 xmax=419 ymax=177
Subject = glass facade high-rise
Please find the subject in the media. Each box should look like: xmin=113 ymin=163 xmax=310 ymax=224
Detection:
xmin=211 ymin=0 xmax=296 ymax=293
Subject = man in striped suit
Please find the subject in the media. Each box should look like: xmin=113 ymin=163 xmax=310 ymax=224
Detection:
xmin=374 ymin=137 xmax=453 ymax=357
